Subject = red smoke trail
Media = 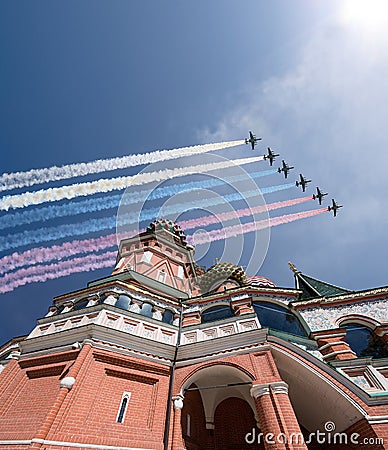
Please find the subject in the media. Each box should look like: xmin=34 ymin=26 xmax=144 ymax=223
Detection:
xmin=189 ymin=208 xmax=327 ymax=245
xmin=180 ymin=196 xmax=313 ymax=231
xmin=0 ymin=197 xmax=313 ymax=275
xmin=0 ymin=252 xmax=117 ymax=295
xmin=0 ymin=234 xmax=117 ymax=275
xmin=0 ymin=207 xmax=327 ymax=294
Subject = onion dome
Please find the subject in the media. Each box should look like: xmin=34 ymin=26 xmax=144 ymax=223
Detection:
xmin=147 ymin=219 xmax=187 ymax=247
xmin=245 ymin=276 xmax=276 ymax=288
xmin=200 ymin=262 xmax=247 ymax=293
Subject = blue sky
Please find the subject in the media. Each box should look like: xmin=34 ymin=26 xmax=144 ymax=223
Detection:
xmin=1 ymin=1 xmax=388 ymax=343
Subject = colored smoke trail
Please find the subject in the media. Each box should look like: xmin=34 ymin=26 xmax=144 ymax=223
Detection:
xmin=180 ymin=196 xmax=313 ymax=231
xmin=0 ymin=168 xmax=278 ymax=231
xmin=0 ymin=156 xmax=263 ymax=211
xmin=0 ymin=208 xmax=327 ymax=294
xmin=0 ymin=140 xmax=245 ymax=192
xmin=0 ymin=234 xmax=117 ymax=275
xmin=0 ymin=252 xmax=117 ymax=295
xmin=0 ymin=198 xmax=315 ymax=275
xmin=188 ymin=208 xmax=327 ymax=245
xmin=0 ymin=183 xmax=296 ymax=252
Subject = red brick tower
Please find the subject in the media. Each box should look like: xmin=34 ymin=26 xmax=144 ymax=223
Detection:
xmin=0 ymin=220 xmax=387 ymax=450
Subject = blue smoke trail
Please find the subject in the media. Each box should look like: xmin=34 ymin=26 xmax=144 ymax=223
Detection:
xmin=0 ymin=169 xmax=277 ymax=231
xmin=0 ymin=181 xmax=294 ymax=252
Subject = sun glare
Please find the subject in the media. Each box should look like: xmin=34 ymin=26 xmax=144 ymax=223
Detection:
xmin=340 ymin=0 xmax=388 ymax=31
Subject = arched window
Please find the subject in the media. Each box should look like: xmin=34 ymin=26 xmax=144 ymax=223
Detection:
xmin=140 ymin=302 xmax=153 ymax=318
xmin=116 ymin=392 xmax=131 ymax=423
xmin=115 ymin=295 xmax=131 ymax=311
xmin=343 ymin=323 xmax=388 ymax=358
xmin=162 ymin=309 xmax=174 ymax=325
xmin=53 ymin=304 xmax=65 ymax=315
xmin=253 ymin=302 xmax=307 ymax=337
xmin=201 ymin=305 xmax=234 ymax=323
xmin=72 ymin=299 xmax=90 ymax=311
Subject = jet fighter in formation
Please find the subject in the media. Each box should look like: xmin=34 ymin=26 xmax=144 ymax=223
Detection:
xmin=264 ymin=147 xmax=279 ymax=166
xmin=296 ymin=174 xmax=312 ymax=192
xmin=244 ymin=130 xmax=342 ymax=216
xmin=313 ymin=187 xmax=328 ymax=205
xmin=278 ymin=160 xmax=294 ymax=179
xmin=328 ymin=199 xmax=343 ymax=217
xmin=245 ymin=131 xmax=262 ymax=150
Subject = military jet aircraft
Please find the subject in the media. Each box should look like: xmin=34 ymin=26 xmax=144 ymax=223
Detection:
xmin=328 ymin=199 xmax=343 ymax=217
xmin=263 ymin=147 xmax=279 ymax=166
xmin=245 ymin=131 xmax=262 ymax=150
xmin=277 ymin=160 xmax=294 ymax=179
xmin=313 ymin=187 xmax=328 ymax=205
xmin=296 ymin=174 xmax=312 ymax=192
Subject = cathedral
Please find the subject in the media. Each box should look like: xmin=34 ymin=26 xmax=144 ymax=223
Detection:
xmin=0 ymin=219 xmax=387 ymax=449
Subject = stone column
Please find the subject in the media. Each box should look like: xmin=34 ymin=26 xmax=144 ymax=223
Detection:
xmin=171 ymin=394 xmax=185 ymax=450
xmin=250 ymin=382 xmax=307 ymax=450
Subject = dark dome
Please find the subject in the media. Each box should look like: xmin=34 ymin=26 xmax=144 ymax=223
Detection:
xmin=200 ymin=262 xmax=246 ymax=293
xmin=147 ymin=219 xmax=187 ymax=246
xmin=245 ymin=276 xmax=276 ymax=288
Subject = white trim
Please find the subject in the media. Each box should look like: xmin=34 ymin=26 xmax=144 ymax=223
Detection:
xmin=0 ymin=440 xmax=152 ymax=450
xmin=322 ymin=349 xmax=355 ymax=360
xmin=365 ymin=415 xmax=388 ymax=424
xmin=312 ymin=332 xmax=346 ymax=340
xmin=318 ymin=341 xmax=346 ymax=351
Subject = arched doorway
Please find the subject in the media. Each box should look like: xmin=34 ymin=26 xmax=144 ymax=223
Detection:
xmin=214 ymin=397 xmax=263 ymax=450
xmin=181 ymin=383 xmax=208 ymax=450
xmin=180 ymin=364 xmax=262 ymax=450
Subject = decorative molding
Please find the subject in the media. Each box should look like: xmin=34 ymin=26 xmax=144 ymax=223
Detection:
xmin=271 ymin=381 xmax=289 ymax=395
xmin=250 ymin=384 xmax=270 ymax=398
xmin=300 ymin=299 xmax=387 ymax=332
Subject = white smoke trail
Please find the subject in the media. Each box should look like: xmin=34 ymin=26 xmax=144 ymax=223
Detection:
xmin=0 ymin=156 xmax=263 ymax=211
xmin=0 ymin=140 xmax=245 ymax=192
xmin=0 ymin=181 xmax=295 ymax=252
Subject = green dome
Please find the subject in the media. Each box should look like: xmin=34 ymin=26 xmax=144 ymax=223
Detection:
xmin=200 ymin=262 xmax=246 ymax=293
xmin=147 ymin=219 xmax=187 ymax=246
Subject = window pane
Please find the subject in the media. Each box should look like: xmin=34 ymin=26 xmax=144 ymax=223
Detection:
xmin=115 ymin=295 xmax=131 ymax=311
xmin=140 ymin=303 xmax=153 ymax=318
xmin=162 ymin=309 xmax=174 ymax=324
xmin=344 ymin=324 xmax=388 ymax=358
xmin=253 ymin=302 xmax=307 ymax=337
xmin=201 ymin=305 xmax=234 ymax=323
xmin=117 ymin=397 xmax=128 ymax=423
xmin=72 ymin=299 xmax=89 ymax=311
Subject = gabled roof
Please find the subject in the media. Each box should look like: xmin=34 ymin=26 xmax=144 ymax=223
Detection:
xmin=288 ymin=262 xmax=352 ymax=300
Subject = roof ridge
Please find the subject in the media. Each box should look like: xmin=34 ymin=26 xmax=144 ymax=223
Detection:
xmin=300 ymin=273 xmax=350 ymax=293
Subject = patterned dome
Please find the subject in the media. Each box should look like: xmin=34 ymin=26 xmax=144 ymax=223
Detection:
xmin=245 ymin=276 xmax=276 ymax=288
xmin=147 ymin=219 xmax=187 ymax=246
xmin=200 ymin=262 xmax=247 ymax=293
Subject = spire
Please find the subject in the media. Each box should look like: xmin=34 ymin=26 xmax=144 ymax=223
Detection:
xmin=288 ymin=262 xmax=351 ymax=300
